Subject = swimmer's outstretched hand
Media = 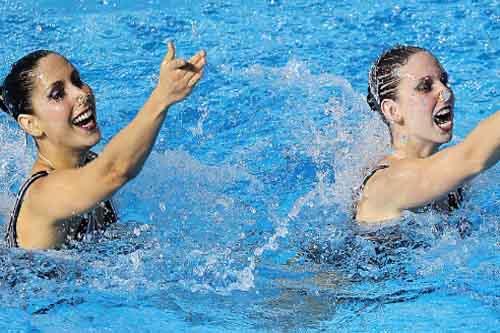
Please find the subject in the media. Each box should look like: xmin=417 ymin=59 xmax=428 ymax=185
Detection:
xmin=155 ymin=41 xmax=206 ymax=107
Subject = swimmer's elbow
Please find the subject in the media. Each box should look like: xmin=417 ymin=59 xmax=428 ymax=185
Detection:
xmin=106 ymin=163 xmax=139 ymax=188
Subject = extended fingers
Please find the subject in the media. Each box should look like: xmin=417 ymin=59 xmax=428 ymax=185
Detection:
xmin=165 ymin=41 xmax=175 ymax=62
xmin=167 ymin=58 xmax=187 ymax=70
xmin=187 ymin=70 xmax=203 ymax=88
xmin=188 ymin=50 xmax=206 ymax=65
xmin=192 ymin=50 xmax=207 ymax=69
xmin=178 ymin=62 xmax=198 ymax=72
xmin=160 ymin=45 xmax=206 ymax=88
xmin=180 ymin=50 xmax=206 ymax=76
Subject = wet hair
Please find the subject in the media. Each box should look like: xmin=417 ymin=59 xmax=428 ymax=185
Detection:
xmin=0 ymin=50 xmax=54 ymax=120
xmin=367 ymin=45 xmax=427 ymax=135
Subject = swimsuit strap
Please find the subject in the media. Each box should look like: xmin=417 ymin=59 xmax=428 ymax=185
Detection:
xmin=359 ymin=164 xmax=390 ymax=194
xmin=353 ymin=164 xmax=390 ymax=220
xmin=5 ymin=171 xmax=49 ymax=248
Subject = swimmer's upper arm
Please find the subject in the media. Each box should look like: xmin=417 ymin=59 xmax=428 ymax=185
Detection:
xmin=358 ymin=110 xmax=500 ymax=222
xmin=360 ymin=142 xmax=480 ymax=218
xmin=25 ymin=158 xmax=126 ymax=223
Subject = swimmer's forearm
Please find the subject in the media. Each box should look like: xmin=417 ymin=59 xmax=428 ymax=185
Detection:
xmin=93 ymin=45 xmax=205 ymax=187
xmin=392 ymin=111 xmax=499 ymax=210
xmin=98 ymin=88 xmax=170 ymax=183
xmin=462 ymin=110 xmax=500 ymax=173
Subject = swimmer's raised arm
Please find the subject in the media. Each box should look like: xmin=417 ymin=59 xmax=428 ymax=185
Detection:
xmin=92 ymin=42 xmax=206 ymax=182
xmin=27 ymin=42 xmax=206 ymax=222
xmin=356 ymin=45 xmax=498 ymax=223
xmin=463 ymin=110 xmax=500 ymax=171
xmin=358 ymin=110 xmax=500 ymax=221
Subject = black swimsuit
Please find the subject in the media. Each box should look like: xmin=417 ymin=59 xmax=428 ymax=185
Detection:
xmin=4 ymin=152 xmax=117 ymax=248
xmin=358 ymin=165 xmax=390 ymax=197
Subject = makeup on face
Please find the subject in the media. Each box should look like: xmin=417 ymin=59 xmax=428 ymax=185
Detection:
xmin=399 ymin=61 xmax=454 ymax=136
xmin=402 ymin=72 xmax=450 ymax=94
xmin=45 ymin=69 xmax=86 ymax=103
xmin=33 ymin=55 xmax=99 ymax=134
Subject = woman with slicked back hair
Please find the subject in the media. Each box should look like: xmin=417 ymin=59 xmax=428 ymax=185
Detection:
xmin=1 ymin=42 xmax=206 ymax=249
xmin=355 ymin=45 xmax=499 ymax=223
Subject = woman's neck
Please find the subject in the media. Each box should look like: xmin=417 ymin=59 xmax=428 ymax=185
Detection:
xmin=391 ymin=132 xmax=439 ymax=159
xmin=35 ymin=146 xmax=88 ymax=171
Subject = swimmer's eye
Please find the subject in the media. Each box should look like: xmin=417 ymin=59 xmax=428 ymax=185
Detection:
xmin=48 ymin=82 xmax=65 ymax=101
xmin=416 ymin=77 xmax=433 ymax=92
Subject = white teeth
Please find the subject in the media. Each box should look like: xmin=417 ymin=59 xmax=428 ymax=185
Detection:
xmin=73 ymin=110 xmax=92 ymax=124
xmin=435 ymin=108 xmax=451 ymax=117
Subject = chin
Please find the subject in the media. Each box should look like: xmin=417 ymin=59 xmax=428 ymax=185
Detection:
xmin=82 ymin=128 xmax=101 ymax=149
xmin=435 ymin=132 xmax=452 ymax=145
xmin=90 ymin=131 xmax=102 ymax=146
xmin=443 ymin=130 xmax=453 ymax=142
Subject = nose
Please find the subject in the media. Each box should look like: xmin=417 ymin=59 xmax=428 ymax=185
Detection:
xmin=73 ymin=85 xmax=92 ymax=107
xmin=76 ymin=94 xmax=89 ymax=106
xmin=436 ymin=80 xmax=453 ymax=104
xmin=68 ymin=80 xmax=92 ymax=106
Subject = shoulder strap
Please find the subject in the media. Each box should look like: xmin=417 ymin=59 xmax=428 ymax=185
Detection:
xmin=5 ymin=171 xmax=49 ymax=248
xmin=360 ymin=164 xmax=389 ymax=192
xmin=353 ymin=164 xmax=390 ymax=220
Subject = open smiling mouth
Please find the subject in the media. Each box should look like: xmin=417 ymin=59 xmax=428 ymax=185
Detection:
xmin=433 ymin=107 xmax=453 ymax=132
xmin=72 ymin=109 xmax=97 ymax=130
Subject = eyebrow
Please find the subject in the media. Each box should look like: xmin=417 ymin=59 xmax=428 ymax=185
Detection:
xmin=45 ymin=69 xmax=78 ymax=95
xmin=47 ymin=80 xmax=64 ymax=95
xmin=417 ymin=72 xmax=448 ymax=81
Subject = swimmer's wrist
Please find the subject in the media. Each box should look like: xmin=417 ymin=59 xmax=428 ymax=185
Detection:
xmin=150 ymin=88 xmax=172 ymax=112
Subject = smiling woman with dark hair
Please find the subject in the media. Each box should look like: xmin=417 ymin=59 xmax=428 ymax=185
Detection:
xmin=1 ymin=42 xmax=206 ymax=249
xmin=355 ymin=45 xmax=499 ymax=223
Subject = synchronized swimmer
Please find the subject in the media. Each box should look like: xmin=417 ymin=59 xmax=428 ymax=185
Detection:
xmin=0 ymin=42 xmax=206 ymax=249
xmin=1 ymin=43 xmax=498 ymax=249
xmin=355 ymin=46 xmax=499 ymax=222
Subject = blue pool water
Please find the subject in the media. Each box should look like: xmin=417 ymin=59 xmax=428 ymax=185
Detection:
xmin=0 ymin=0 xmax=499 ymax=331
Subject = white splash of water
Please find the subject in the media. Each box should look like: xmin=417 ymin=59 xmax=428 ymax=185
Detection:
xmin=189 ymin=59 xmax=391 ymax=294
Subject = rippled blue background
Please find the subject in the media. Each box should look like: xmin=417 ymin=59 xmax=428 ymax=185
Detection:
xmin=0 ymin=0 xmax=498 ymax=332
